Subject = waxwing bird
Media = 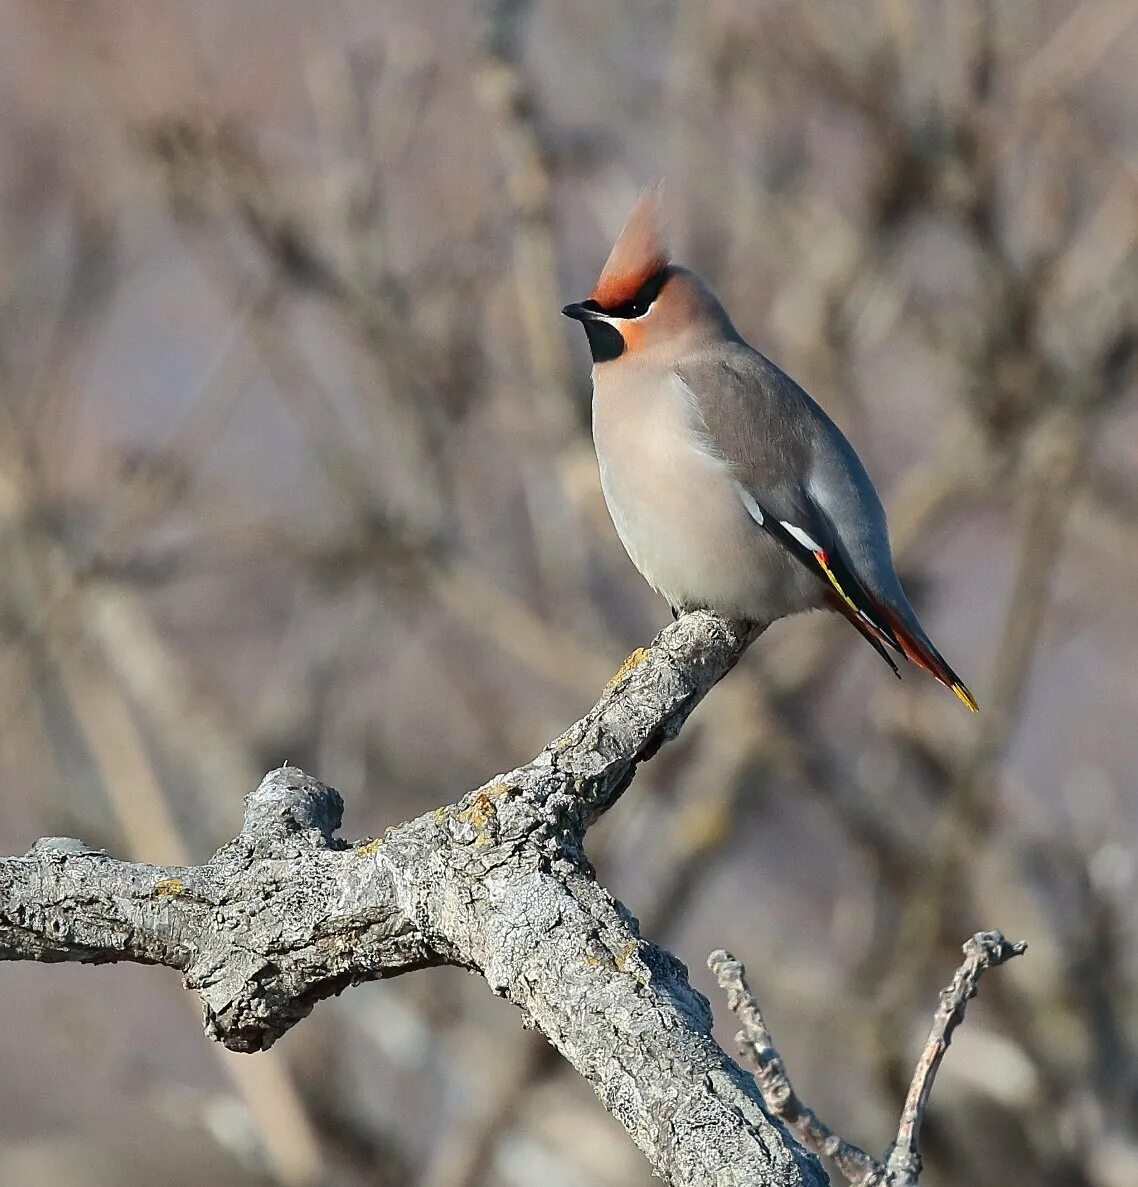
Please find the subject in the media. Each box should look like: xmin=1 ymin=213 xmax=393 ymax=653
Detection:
xmin=562 ymin=188 xmax=977 ymax=710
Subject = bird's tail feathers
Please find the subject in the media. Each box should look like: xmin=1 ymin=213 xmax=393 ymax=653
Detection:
xmin=818 ymin=541 xmax=978 ymax=711
xmin=748 ymin=494 xmax=978 ymax=710
xmin=879 ymin=607 xmax=978 ymax=712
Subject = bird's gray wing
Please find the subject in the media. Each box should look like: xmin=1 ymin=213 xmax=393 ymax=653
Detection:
xmin=676 ymin=343 xmax=976 ymax=706
xmin=674 ymin=342 xmax=896 ymax=590
xmin=675 ymin=345 xmax=912 ymax=670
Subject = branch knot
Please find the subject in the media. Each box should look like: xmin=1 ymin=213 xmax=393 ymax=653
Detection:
xmin=239 ymin=766 xmax=345 ymax=853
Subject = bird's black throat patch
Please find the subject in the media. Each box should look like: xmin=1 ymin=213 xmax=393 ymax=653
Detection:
xmin=581 ymin=318 xmax=625 ymax=363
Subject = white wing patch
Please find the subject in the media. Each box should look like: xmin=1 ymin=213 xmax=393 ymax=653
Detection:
xmin=780 ymin=520 xmax=822 ymax=553
xmin=732 ymin=480 xmax=825 ymax=556
xmin=736 ymin=485 xmax=765 ymax=526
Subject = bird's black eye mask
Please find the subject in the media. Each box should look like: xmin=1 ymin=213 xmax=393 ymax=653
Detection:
xmin=591 ymin=269 xmax=670 ymax=320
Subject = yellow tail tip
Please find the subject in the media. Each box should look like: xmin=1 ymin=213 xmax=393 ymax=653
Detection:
xmin=952 ymin=682 xmax=980 ymax=712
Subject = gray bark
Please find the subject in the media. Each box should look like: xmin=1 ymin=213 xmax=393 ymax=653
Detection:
xmin=0 ymin=610 xmax=826 ymax=1187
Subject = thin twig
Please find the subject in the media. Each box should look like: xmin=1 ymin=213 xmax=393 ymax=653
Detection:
xmin=710 ymin=930 xmax=1027 ymax=1185
xmin=708 ymin=949 xmax=884 ymax=1185
xmin=883 ymin=931 xmax=1028 ymax=1183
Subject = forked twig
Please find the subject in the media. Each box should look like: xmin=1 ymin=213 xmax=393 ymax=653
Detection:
xmin=710 ymin=931 xmax=1027 ymax=1185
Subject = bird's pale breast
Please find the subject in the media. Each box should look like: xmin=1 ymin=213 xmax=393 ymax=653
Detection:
xmin=591 ymin=366 xmax=816 ymax=621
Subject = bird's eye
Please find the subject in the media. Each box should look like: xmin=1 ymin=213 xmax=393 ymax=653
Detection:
xmin=610 ymin=293 xmax=651 ymax=319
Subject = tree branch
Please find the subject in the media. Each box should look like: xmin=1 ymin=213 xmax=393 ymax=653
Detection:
xmin=2 ymin=611 xmax=833 ymax=1187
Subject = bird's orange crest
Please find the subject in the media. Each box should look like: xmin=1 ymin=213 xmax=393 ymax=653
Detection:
xmin=590 ymin=184 xmax=669 ymax=311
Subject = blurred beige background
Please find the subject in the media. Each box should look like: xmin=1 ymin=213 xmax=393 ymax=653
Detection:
xmin=0 ymin=1 xmax=1136 ymax=1185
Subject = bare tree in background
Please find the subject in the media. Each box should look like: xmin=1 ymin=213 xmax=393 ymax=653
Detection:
xmin=0 ymin=1 xmax=1135 ymax=1185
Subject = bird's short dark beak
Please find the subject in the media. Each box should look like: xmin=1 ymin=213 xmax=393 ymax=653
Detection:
xmin=561 ymin=301 xmax=599 ymax=321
